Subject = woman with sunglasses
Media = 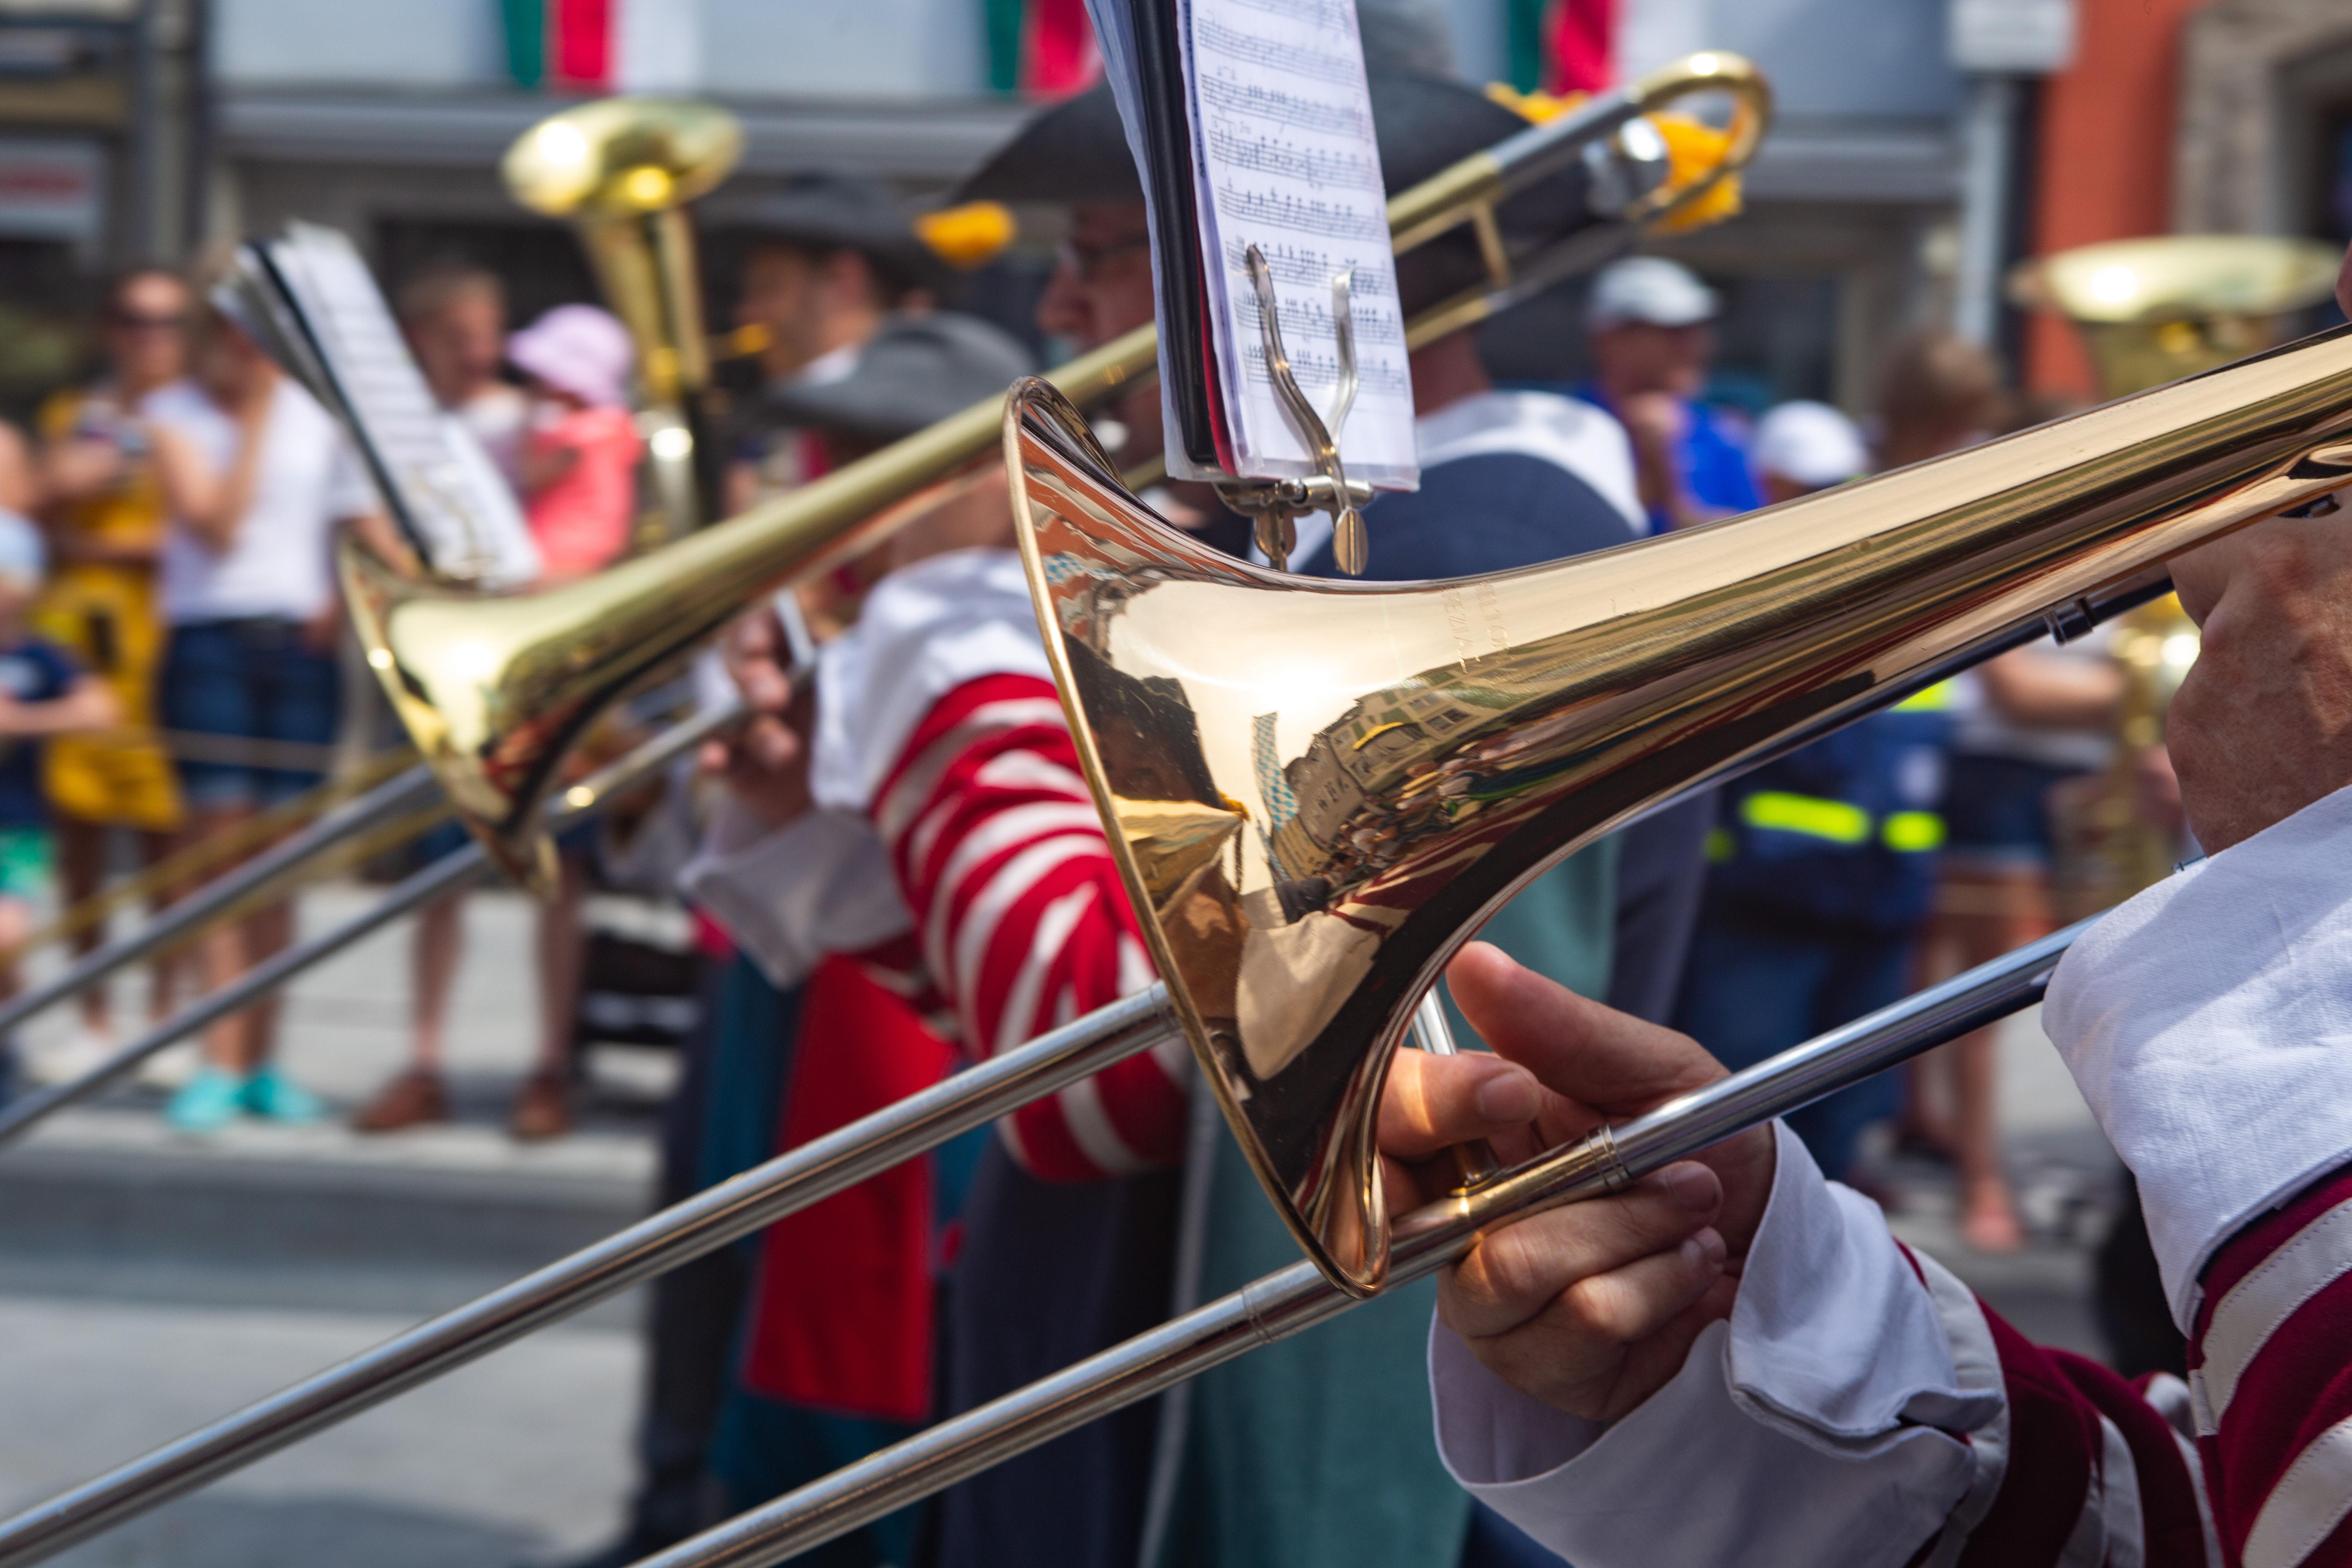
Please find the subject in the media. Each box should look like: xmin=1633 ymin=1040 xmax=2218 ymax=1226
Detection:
xmin=27 ymin=268 xmax=196 ymax=1084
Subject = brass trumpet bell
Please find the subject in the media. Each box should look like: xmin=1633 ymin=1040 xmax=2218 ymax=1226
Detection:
xmin=1006 ymin=320 xmax=2352 ymax=1293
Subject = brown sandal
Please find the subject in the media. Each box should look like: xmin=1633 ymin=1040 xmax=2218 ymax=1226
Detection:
xmin=350 ymin=1070 xmax=450 ymax=1133
xmin=509 ymin=1070 xmax=573 ymax=1142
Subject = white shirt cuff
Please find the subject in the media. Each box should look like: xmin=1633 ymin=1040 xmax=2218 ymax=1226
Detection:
xmin=677 ymin=798 xmax=913 ymax=990
xmin=1429 ymin=1124 xmax=1993 ymax=1567
xmin=2043 ymin=779 xmax=2352 ymax=1328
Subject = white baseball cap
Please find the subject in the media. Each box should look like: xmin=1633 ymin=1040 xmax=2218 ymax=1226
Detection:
xmin=1588 ymin=256 xmax=1719 ymax=330
xmin=1752 ymin=400 xmax=1869 ymax=490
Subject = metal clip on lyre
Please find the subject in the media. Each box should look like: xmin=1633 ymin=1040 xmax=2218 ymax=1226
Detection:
xmin=1224 ymin=248 xmax=1487 ymax=1169
xmin=1221 ymin=244 xmax=1375 ymax=574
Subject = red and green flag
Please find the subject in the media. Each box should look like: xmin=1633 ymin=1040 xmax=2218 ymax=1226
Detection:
xmin=984 ymin=0 xmax=1099 ymax=98
xmin=503 ymin=0 xmax=691 ymax=91
xmin=1507 ymin=0 xmax=1618 ymax=95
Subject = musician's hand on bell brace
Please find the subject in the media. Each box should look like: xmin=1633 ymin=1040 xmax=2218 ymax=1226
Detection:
xmin=701 ymin=606 xmax=813 ymax=828
xmin=1376 ymin=943 xmax=1775 ymax=1423
xmin=2169 ymin=509 xmax=2352 ymax=854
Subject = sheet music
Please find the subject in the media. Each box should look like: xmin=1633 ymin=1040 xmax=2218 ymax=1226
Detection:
xmin=1182 ymin=0 xmax=1417 ymax=488
xmin=249 ymin=224 xmax=540 ymax=588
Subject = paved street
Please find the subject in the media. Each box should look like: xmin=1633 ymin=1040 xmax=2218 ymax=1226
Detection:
xmin=1885 ymin=1004 xmax=2119 ymax=1358
xmin=0 ymin=882 xmax=666 ymax=1568
xmin=0 ymin=875 xmax=2125 ymax=1566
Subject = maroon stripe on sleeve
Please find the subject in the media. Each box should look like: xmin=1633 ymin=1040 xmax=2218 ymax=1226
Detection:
xmin=2191 ymin=1164 xmax=2352 ymax=1561
xmin=1955 ymin=1308 xmax=2101 ymax=1566
xmin=2048 ymin=1349 xmax=2211 ymax=1565
xmin=2193 ymin=1164 xmax=2352 ymax=1328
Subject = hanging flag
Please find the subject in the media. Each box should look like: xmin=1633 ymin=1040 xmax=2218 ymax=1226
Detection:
xmin=550 ymin=0 xmax=612 ymax=89
xmin=502 ymin=0 xmax=698 ymax=92
xmin=502 ymin=0 xmax=546 ymax=87
xmin=985 ymin=0 xmax=1100 ymax=98
xmin=1549 ymin=0 xmax=1617 ymax=94
xmin=1506 ymin=0 xmax=1617 ymax=95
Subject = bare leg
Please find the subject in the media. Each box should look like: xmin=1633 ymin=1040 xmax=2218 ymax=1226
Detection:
xmin=511 ymin=853 xmax=588 ymax=1141
xmin=138 ymin=829 xmax=186 ymax=1022
xmin=352 ymin=883 xmax=464 ymax=1133
xmin=55 ymin=817 xmax=107 ymax=1035
xmin=0 ymin=896 xmax=32 ymax=1008
xmin=1935 ymin=863 xmax=2038 ymax=1253
xmin=411 ymin=890 xmax=466 ymax=1077
xmin=186 ymin=805 xmax=257 ymax=1074
xmin=533 ymin=852 xmax=587 ymax=1077
xmin=1902 ymin=903 xmax=1960 ymax=1155
xmin=242 ymin=895 xmax=296 ymax=1068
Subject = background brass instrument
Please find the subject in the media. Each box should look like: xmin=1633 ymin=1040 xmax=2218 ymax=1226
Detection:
xmin=503 ymin=97 xmax=744 ymax=542
xmin=353 ymin=52 xmax=1773 ymax=882
xmin=2011 ymin=233 xmax=2342 ymax=395
xmin=2016 ymin=234 xmax=2342 ymax=916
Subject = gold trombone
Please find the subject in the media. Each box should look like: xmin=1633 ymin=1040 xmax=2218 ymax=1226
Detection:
xmin=349 ymin=52 xmax=1774 ymax=883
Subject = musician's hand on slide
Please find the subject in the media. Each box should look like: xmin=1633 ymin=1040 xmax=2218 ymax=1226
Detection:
xmin=701 ymin=606 xmax=813 ymax=828
xmin=2168 ymin=509 xmax=2352 ymax=854
xmin=1375 ymin=944 xmax=1775 ymax=1423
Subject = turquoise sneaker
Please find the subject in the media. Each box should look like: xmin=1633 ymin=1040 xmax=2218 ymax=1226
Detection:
xmin=241 ymin=1064 xmax=323 ymax=1124
xmin=166 ymin=1067 xmax=247 ymax=1134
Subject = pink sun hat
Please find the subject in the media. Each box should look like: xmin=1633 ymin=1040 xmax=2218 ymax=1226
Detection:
xmin=507 ymin=303 xmax=634 ymax=409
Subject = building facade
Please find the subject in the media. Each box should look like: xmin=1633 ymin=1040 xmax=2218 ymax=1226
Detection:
xmin=58 ymin=0 xmax=2346 ymax=416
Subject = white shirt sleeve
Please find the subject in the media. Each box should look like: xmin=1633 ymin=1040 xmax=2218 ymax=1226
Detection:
xmin=2043 ymin=778 xmax=2352 ymax=1329
xmin=676 ymin=796 xmax=913 ymax=990
xmin=325 ymin=429 xmax=381 ymax=520
xmin=1430 ymin=1124 xmax=2003 ymax=1568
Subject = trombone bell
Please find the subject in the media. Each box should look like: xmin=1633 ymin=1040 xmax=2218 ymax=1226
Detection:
xmin=1006 ymin=320 xmax=2352 ymax=1294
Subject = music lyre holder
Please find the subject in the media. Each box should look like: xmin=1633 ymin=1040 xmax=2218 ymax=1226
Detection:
xmin=1214 ymin=246 xmax=1476 ymax=1121
xmin=1216 ymin=244 xmax=1375 ymax=573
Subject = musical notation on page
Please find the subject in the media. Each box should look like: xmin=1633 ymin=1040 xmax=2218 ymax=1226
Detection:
xmin=1182 ymin=0 xmax=1417 ymax=489
xmin=255 ymin=225 xmax=540 ymax=587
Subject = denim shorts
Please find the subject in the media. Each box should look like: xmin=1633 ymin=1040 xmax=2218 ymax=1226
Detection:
xmin=160 ymin=619 xmax=341 ymax=812
xmin=1939 ymin=753 xmax=2083 ymax=869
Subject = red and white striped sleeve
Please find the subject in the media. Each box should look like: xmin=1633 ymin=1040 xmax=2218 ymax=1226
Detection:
xmin=1893 ymin=1245 xmax=2218 ymax=1567
xmin=2182 ymin=1163 xmax=2352 ymax=1568
xmin=846 ymin=671 xmax=1189 ymax=1182
xmin=1896 ymin=1155 xmax=2352 ymax=1568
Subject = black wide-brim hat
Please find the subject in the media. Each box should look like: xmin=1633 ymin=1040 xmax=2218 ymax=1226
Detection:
xmin=731 ymin=175 xmax=946 ymax=294
xmin=954 ymin=70 xmax=1559 ymax=234
xmin=758 ymin=311 xmax=1037 ymax=444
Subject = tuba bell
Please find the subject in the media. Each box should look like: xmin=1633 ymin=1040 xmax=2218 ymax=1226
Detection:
xmin=2014 ymin=234 xmax=2342 ymax=915
xmin=503 ymin=96 xmax=743 ymax=543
